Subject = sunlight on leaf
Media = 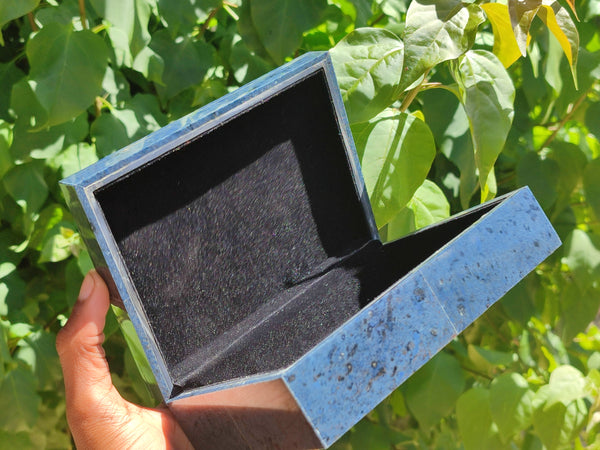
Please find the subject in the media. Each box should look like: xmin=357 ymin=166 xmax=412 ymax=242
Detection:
xmin=330 ymin=28 xmax=404 ymax=123
xmin=351 ymin=109 xmax=435 ymax=226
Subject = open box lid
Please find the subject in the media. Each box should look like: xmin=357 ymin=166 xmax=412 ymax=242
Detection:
xmin=61 ymin=52 xmax=393 ymax=399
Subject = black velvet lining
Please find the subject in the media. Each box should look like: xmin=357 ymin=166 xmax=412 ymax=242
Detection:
xmin=95 ymin=70 xmax=504 ymax=398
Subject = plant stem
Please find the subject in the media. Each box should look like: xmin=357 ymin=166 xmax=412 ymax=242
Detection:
xmin=369 ymin=13 xmax=386 ymax=26
xmin=399 ymin=69 xmax=430 ymax=113
xmin=199 ymin=6 xmax=221 ymax=37
xmin=537 ymin=90 xmax=588 ymax=151
xmin=78 ymin=0 xmax=87 ymax=29
xmin=27 ymin=12 xmax=39 ymax=31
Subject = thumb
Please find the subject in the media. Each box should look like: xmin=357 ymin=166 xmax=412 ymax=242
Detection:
xmin=56 ymin=270 xmax=122 ymax=417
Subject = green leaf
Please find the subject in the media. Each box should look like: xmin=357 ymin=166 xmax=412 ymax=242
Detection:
xmin=150 ymin=30 xmax=216 ymax=101
xmin=563 ymin=229 xmax=600 ymax=290
xmin=344 ymin=418 xmax=409 ymax=450
xmin=15 ymin=330 xmax=61 ymax=390
xmin=330 ymin=28 xmax=404 ymax=124
xmin=0 ymin=430 xmax=34 ymax=450
xmin=516 ymin=151 xmax=560 ymax=211
xmin=559 ymin=281 xmax=600 ymax=343
xmin=237 ymin=0 xmax=272 ymax=62
xmin=467 ymin=345 xmax=514 ymax=375
xmin=456 ymin=387 xmax=505 ymax=450
xmin=0 ymin=0 xmax=41 ymax=45
xmin=584 ymin=158 xmax=600 ymax=221
xmin=0 ymin=121 xmax=12 ymax=180
xmin=508 ymin=0 xmax=541 ymax=56
xmin=533 ymin=392 xmax=587 ymax=450
xmin=157 ymin=0 xmax=221 ymax=37
xmin=453 ymin=50 xmax=515 ymax=200
xmin=0 ymin=62 xmax=25 ymax=121
xmin=230 ymin=34 xmax=274 ymax=85
xmin=89 ymin=0 xmax=153 ymax=58
xmin=352 ymin=110 xmax=436 ymax=227
xmin=3 ymin=162 xmax=48 ymax=215
xmin=403 ymin=352 xmax=466 ymax=429
xmin=10 ymin=78 xmax=48 ymax=133
xmin=91 ymin=94 xmax=167 ymax=157
xmin=401 ymin=0 xmax=485 ymax=92
xmin=51 ymin=142 xmax=98 ymax=178
xmin=537 ymin=0 xmax=579 ymax=88
xmin=250 ymin=0 xmax=328 ymax=64
xmin=481 ymin=3 xmax=524 ymax=68
xmin=384 ymin=179 xmax=450 ymax=241
xmin=489 ymin=373 xmax=534 ymax=440
xmin=420 ymin=87 xmax=478 ymax=209
xmin=38 ymin=224 xmax=79 ymax=263
xmin=26 ymin=22 xmax=109 ymax=127
xmin=0 ymin=367 xmax=41 ymax=430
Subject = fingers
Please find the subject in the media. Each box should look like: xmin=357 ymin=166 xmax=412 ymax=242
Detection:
xmin=56 ymin=270 xmax=121 ymax=418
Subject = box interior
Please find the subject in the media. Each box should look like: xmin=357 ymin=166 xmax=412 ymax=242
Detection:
xmin=95 ymin=70 xmax=502 ymax=398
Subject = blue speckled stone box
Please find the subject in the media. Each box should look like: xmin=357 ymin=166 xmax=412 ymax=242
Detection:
xmin=61 ymin=52 xmax=560 ymax=449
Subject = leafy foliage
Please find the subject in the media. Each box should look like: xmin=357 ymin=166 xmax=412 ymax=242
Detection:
xmin=0 ymin=0 xmax=598 ymax=448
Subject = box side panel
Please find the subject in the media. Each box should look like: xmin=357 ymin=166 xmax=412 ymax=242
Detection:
xmin=418 ymin=187 xmax=561 ymax=331
xmin=60 ymin=183 xmax=121 ymax=304
xmin=60 ymin=182 xmax=174 ymax=399
xmin=168 ymin=378 xmax=321 ymax=449
xmin=284 ymin=271 xmax=457 ymax=446
xmin=285 ymin=187 xmax=561 ymax=447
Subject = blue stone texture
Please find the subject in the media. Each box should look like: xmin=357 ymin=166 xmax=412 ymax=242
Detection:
xmin=284 ymin=187 xmax=560 ymax=447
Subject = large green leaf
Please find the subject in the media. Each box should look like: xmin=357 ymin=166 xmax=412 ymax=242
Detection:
xmin=351 ymin=109 xmax=436 ymax=227
xmin=157 ymin=0 xmax=221 ymax=37
xmin=0 ymin=367 xmax=41 ymax=430
xmin=453 ymin=50 xmax=514 ymax=200
xmin=401 ymin=0 xmax=485 ymax=92
xmin=91 ymin=94 xmax=167 ymax=157
xmin=0 ymin=62 xmax=24 ymax=121
xmin=150 ymin=30 xmax=216 ymax=101
xmin=0 ymin=121 xmax=12 ymax=181
xmin=559 ymin=281 xmax=600 ymax=343
xmin=508 ymin=0 xmax=541 ymax=56
xmin=26 ymin=22 xmax=109 ymax=127
xmin=563 ymin=229 xmax=600 ymax=290
xmin=15 ymin=330 xmax=61 ymax=390
xmin=532 ymin=366 xmax=588 ymax=450
xmin=584 ymin=158 xmax=600 ymax=221
xmin=0 ymin=0 xmax=40 ymax=46
xmin=89 ymin=0 xmax=153 ymax=58
xmin=330 ymin=28 xmax=404 ymax=124
xmin=0 ymin=430 xmax=33 ymax=450
xmin=3 ymin=162 xmax=48 ymax=215
xmin=489 ymin=373 xmax=534 ymax=441
xmin=516 ymin=151 xmax=560 ymax=210
xmin=384 ymin=179 xmax=450 ymax=241
xmin=250 ymin=0 xmax=328 ymax=64
xmin=456 ymin=387 xmax=504 ymax=450
xmin=51 ymin=143 xmax=98 ymax=178
xmin=403 ymin=352 xmax=466 ymax=429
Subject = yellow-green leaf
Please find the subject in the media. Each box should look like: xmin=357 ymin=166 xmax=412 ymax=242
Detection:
xmin=538 ymin=0 xmax=579 ymax=88
xmin=482 ymin=3 xmax=525 ymax=68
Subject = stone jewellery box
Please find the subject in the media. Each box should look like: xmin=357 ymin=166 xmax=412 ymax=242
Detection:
xmin=61 ymin=52 xmax=561 ymax=449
